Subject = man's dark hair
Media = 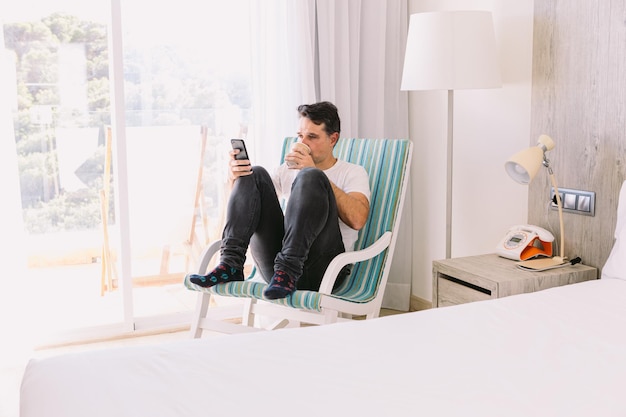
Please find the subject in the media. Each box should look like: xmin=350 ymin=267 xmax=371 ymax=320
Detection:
xmin=297 ymin=101 xmax=341 ymax=136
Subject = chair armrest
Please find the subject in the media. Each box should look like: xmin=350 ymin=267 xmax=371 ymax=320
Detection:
xmin=196 ymin=239 xmax=222 ymax=274
xmin=317 ymin=231 xmax=392 ymax=294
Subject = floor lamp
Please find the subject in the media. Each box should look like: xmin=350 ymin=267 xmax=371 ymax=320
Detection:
xmin=401 ymin=10 xmax=501 ymax=258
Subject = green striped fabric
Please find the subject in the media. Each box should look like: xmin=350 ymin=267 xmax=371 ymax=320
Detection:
xmin=184 ymin=137 xmax=411 ymax=312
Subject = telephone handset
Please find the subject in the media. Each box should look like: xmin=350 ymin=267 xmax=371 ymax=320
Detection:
xmin=496 ymin=224 xmax=554 ymax=261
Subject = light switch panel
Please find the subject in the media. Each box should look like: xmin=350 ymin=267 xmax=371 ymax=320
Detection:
xmin=550 ymin=187 xmax=595 ymax=216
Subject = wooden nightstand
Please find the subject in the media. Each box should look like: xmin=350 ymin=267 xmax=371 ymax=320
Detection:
xmin=432 ymin=253 xmax=598 ymax=307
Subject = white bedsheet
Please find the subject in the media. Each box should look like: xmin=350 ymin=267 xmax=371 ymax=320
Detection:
xmin=20 ymin=278 xmax=626 ymax=417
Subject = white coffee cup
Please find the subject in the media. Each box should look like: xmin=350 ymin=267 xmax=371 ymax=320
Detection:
xmin=286 ymin=142 xmax=311 ymax=167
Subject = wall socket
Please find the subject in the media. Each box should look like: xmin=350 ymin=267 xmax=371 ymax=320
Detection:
xmin=550 ymin=187 xmax=595 ymax=216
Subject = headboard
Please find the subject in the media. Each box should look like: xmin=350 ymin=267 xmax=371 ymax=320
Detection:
xmin=529 ymin=1 xmax=626 ymax=271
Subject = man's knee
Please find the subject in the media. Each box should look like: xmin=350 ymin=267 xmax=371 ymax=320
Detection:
xmin=293 ymin=167 xmax=328 ymax=189
xmin=251 ymin=165 xmax=269 ymax=178
xmin=233 ymin=165 xmax=270 ymax=191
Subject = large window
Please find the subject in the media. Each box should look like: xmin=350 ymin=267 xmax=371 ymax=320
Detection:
xmin=1 ymin=0 xmax=251 ymax=344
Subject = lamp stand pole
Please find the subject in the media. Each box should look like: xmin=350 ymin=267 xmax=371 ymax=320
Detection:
xmin=548 ymin=169 xmax=566 ymax=261
xmin=445 ymin=89 xmax=454 ymax=259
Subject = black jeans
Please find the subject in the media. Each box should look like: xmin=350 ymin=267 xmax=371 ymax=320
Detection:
xmin=220 ymin=166 xmax=346 ymax=291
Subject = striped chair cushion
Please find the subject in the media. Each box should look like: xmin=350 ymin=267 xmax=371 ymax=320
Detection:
xmin=184 ymin=137 xmax=411 ymax=311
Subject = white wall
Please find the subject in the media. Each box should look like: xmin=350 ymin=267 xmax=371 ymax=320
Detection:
xmin=407 ymin=0 xmax=535 ymax=301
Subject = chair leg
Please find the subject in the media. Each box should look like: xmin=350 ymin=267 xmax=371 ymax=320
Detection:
xmin=189 ymin=292 xmax=211 ymax=338
xmin=241 ymin=298 xmax=255 ymax=327
xmin=365 ymin=311 xmax=380 ymax=319
xmin=266 ymin=319 xmax=291 ymax=330
xmin=323 ymin=310 xmax=339 ymax=324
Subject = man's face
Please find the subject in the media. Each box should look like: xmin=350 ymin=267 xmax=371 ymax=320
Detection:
xmin=297 ymin=116 xmax=338 ymax=166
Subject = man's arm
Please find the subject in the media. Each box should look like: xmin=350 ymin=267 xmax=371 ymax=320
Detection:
xmin=330 ymin=182 xmax=369 ymax=230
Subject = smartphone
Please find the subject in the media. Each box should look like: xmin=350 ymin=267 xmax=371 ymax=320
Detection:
xmin=230 ymin=139 xmax=250 ymax=161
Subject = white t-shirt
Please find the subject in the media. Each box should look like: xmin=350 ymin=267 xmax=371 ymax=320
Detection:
xmin=271 ymin=159 xmax=371 ymax=251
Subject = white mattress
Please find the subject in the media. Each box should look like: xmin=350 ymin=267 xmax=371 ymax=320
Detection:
xmin=20 ymin=278 xmax=626 ymax=417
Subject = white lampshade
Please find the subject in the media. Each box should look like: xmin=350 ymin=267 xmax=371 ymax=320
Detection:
xmin=401 ymin=10 xmax=502 ymax=91
xmin=505 ymin=134 xmax=556 ymax=184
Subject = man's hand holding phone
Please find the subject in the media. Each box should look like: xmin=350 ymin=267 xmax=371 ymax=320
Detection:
xmin=229 ymin=139 xmax=252 ymax=180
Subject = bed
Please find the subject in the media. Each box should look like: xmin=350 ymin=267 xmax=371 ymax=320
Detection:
xmin=19 ymin=183 xmax=626 ymax=416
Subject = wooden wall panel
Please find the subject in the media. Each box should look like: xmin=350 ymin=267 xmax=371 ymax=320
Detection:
xmin=530 ymin=1 xmax=626 ymax=272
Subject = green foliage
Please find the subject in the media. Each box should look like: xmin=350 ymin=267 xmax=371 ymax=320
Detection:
xmin=6 ymin=13 xmax=109 ymax=233
xmin=23 ymin=188 xmax=102 ymax=233
xmin=17 ymin=151 xmax=51 ymax=207
xmin=21 ymin=47 xmax=57 ymax=85
xmin=43 ymin=13 xmax=82 ymax=43
xmin=87 ymin=77 xmax=110 ymax=111
xmin=4 ymin=10 xmax=251 ymax=235
xmin=15 ymin=127 xmax=45 ymax=154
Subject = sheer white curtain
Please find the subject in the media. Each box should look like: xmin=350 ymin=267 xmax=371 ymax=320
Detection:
xmin=247 ymin=0 xmax=317 ymax=167
xmin=0 ymin=33 xmax=27 ymax=332
xmin=248 ymin=0 xmax=412 ymax=310
xmin=316 ymin=0 xmax=409 ymax=140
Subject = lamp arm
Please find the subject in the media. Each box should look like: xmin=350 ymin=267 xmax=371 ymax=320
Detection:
xmin=547 ymin=168 xmax=566 ymax=261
